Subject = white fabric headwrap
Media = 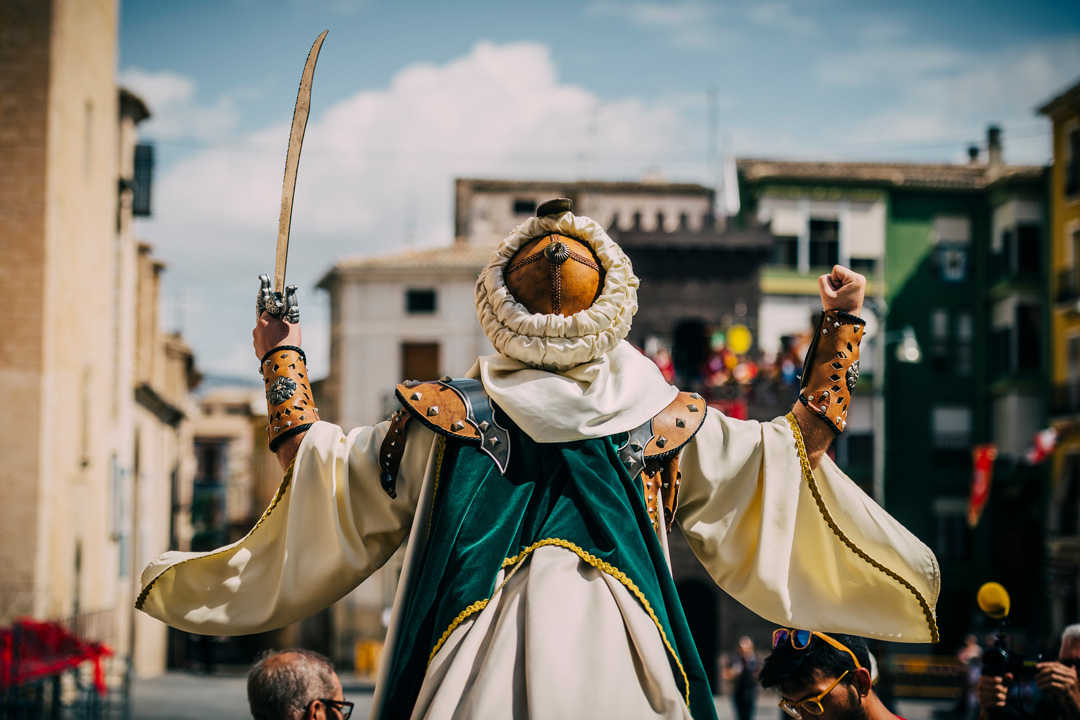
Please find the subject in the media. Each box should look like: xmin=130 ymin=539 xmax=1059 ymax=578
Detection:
xmin=475 ymin=211 xmax=639 ymax=371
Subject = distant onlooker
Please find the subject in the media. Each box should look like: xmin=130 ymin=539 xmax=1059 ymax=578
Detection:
xmin=722 ymin=635 xmax=760 ymax=720
xmin=759 ymin=628 xmax=903 ymax=720
xmin=247 ymin=649 xmax=353 ymax=720
xmin=976 ymin=624 xmax=1080 ymax=719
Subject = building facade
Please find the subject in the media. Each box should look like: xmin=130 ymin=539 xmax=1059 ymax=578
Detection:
xmin=1040 ymin=77 xmax=1080 ymax=634
xmin=740 ymin=130 xmax=1050 ymax=649
xmin=0 ymin=0 xmax=199 ymax=684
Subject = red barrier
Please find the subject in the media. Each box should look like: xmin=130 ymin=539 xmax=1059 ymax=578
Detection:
xmin=0 ymin=619 xmax=112 ymax=695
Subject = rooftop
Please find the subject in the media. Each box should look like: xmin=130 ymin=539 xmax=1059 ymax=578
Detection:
xmin=737 ymin=158 xmax=1044 ymax=191
xmin=457 ymin=177 xmax=714 ymax=196
xmin=1038 ymin=77 xmax=1080 ymax=117
xmin=319 ymin=242 xmax=496 ymax=287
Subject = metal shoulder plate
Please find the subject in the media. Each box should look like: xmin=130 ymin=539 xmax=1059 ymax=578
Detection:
xmin=389 ymin=377 xmax=510 ymax=472
xmin=618 ymin=390 xmax=708 ymax=478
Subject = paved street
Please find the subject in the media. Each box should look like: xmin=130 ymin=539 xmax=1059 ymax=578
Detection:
xmin=132 ymin=671 xmax=953 ymax=719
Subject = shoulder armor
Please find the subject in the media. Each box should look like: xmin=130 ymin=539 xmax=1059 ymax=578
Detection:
xmin=378 ymin=377 xmax=510 ymax=497
xmin=644 ymin=391 xmax=707 ymax=461
xmin=618 ymin=391 xmax=707 ymax=476
xmin=618 ymin=390 xmax=707 ymax=534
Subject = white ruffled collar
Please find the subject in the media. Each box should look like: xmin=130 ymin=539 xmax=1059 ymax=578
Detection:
xmin=474 ymin=211 xmax=639 ymax=371
xmin=467 ymin=342 xmax=678 ymax=443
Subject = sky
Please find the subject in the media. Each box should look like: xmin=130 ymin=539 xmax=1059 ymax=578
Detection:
xmin=119 ymin=0 xmax=1080 ymax=380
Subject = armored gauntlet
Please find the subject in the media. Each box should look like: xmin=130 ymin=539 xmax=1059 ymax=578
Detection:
xmin=260 ymin=345 xmax=319 ymax=451
xmin=798 ymin=309 xmax=865 ymax=433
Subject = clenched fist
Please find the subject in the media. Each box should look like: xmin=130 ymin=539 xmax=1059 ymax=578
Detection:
xmin=818 ymin=265 xmax=866 ymax=317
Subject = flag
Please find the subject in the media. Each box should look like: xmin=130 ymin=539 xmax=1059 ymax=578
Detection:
xmin=968 ymin=443 xmax=997 ymax=528
xmin=1025 ymin=427 xmax=1058 ymax=464
xmin=721 ymin=151 xmax=741 ymax=217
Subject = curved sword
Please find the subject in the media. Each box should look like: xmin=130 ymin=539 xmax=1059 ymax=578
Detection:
xmin=273 ymin=29 xmax=328 ymax=295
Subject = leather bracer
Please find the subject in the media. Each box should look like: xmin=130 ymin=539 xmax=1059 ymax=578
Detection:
xmin=260 ymin=345 xmax=319 ymax=451
xmin=798 ymin=309 xmax=865 ymax=433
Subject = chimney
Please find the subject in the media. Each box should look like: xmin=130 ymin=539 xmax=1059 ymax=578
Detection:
xmin=987 ymin=125 xmax=1003 ymax=167
xmin=967 ymin=144 xmax=980 ymax=165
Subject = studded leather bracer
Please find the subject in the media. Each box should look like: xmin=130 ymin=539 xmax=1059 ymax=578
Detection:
xmin=260 ymin=345 xmax=320 ymax=451
xmin=798 ymin=309 xmax=865 ymax=433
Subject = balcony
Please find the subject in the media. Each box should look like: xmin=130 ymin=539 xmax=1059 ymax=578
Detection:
xmin=1051 ymin=380 xmax=1080 ymax=418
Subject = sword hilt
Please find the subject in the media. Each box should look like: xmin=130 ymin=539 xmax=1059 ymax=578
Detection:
xmin=256 ymin=274 xmax=300 ymax=323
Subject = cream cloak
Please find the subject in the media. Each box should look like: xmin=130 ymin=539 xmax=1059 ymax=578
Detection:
xmin=137 ymin=345 xmax=939 ymax=719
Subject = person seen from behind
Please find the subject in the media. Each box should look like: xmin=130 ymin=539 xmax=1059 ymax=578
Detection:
xmin=723 ymin=635 xmax=760 ymax=720
xmin=247 ymin=649 xmax=353 ymax=720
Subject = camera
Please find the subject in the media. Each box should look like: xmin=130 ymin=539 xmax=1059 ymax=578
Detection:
xmin=977 ymin=583 xmax=1048 ymax=719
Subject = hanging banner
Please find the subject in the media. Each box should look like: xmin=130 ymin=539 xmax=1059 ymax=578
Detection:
xmin=968 ymin=443 xmax=998 ymax=528
xmin=1025 ymin=427 xmax=1058 ymax=465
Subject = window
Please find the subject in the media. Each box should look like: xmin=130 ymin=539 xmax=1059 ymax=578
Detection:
xmin=930 ymin=309 xmax=949 ymax=372
xmin=405 ymin=288 xmax=437 ymax=314
xmin=809 ymin=219 xmax=839 ymax=268
xmin=956 ymin=313 xmax=973 ymax=376
xmin=1016 ymin=223 xmax=1041 ymax=275
xmin=938 ymin=245 xmax=968 ymax=282
xmin=932 ymin=406 xmax=971 ymax=448
xmin=655 ymin=211 xmax=665 ymax=231
xmin=850 ymin=257 xmax=877 ymax=276
xmin=678 ymin=212 xmax=689 ymax=230
xmin=133 ymin=144 xmax=153 ymax=217
xmin=934 ymin=499 xmax=971 ymax=562
xmin=401 ymin=342 xmax=440 ymax=381
xmin=771 ymin=235 xmax=798 ymax=268
xmin=632 ymin=211 xmax=643 ymax=230
xmin=1067 ymin=128 xmax=1080 ymax=198
xmin=608 ymin=212 xmax=620 ymax=230
xmin=1016 ymin=303 xmax=1040 ymax=372
xmin=512 ymin=198 xmax=535 ymax=215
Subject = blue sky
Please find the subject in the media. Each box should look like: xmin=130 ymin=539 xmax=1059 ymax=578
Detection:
xmin=119 ymin=0 xmax=1080 ymax=377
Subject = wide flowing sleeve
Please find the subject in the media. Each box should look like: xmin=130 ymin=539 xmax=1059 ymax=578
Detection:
xmin=676 ymin=409 xmax=940 ymax=643
xmin=135 ymin=419 xmax=437 ymax=635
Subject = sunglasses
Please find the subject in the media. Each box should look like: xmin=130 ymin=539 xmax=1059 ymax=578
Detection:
xmin=309 ymin=698 xmax=354 ymax=720
xmin=772 ymin=629 xmax=864 ymax=719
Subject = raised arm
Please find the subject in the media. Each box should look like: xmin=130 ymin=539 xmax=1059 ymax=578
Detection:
xmin=790 ymin=265 xmax=866 ymax=468
xmin=253 ymin=306 xmax=311 ymax=469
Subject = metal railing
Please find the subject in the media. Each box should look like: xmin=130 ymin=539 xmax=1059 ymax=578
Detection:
xmin=1052 ymin=380 xmax=1080 ymax=417
xmin=1057 ymin=268 xmax=1080 ymax=305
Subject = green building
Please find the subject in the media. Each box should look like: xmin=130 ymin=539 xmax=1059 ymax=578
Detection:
xmin=739 ymin=130 xmax=1050 ymax=650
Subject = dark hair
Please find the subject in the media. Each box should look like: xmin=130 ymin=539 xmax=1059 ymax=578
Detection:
xmin=758 ymin=632 xmax=870 ymax=690
xmin=247 ymin=649 xmax=338 ymax=720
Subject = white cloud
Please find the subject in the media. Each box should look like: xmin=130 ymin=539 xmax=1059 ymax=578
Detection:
xmin=135 ymin=42 xmax=691 ymax=377
xmin=119 ymin=68 xmax=239 ymax=140
xmin=744 ymin=2 xmax=817 ymax=36
xmin=816 ymin=37 xmax=1080 ymax=160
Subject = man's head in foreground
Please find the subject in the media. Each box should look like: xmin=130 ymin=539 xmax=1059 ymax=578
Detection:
xmin=760 ymin=630 xmax=886 ymax=720
xmin=248 ymin=649 xmax=351 ymax=720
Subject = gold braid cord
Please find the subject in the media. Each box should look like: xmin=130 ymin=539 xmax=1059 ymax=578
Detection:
xmin=786 ymin=413 xmax=940 ymax=642
xmin=798 ymin=309 xmax=865 ymax=433
xmin=260 ymin=345 xmax=319 ymax=451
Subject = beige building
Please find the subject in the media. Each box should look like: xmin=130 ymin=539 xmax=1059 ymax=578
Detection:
xmin=0 ymin=0 xmax=199 ymax=682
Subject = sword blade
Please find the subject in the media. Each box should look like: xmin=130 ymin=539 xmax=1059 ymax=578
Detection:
xmin=274 ymin=29 xmax=328 ymax=294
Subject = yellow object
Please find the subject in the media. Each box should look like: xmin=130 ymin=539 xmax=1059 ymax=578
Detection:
xmin=976 ymin=582 xmax=1011 ymax=620
xmin=727 ymin=324 xmax=753 ymax=354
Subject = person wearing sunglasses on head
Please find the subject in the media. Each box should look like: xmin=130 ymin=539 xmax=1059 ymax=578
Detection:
xmin=248 ymin=649 xmax=355 ymax=720
xmin=760 ymin=629 xmax=902 ymax=720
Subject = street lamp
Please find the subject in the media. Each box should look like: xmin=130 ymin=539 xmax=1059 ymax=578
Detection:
xmin=894 ymin=326 xmax=922 ymax=364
